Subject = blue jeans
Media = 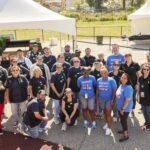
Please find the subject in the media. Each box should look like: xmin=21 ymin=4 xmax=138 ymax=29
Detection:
xmin=142 ymin=105 xmax=150 ymax=125
xmin=113 ymin=102 xmax=119 ymax=118
xmin=24 ymin=110 xmax=50 ymax=138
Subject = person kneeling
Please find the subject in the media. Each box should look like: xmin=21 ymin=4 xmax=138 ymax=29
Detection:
xmin=22 ymin=90 xmax=50 ymax=138
xmin=60 ymin=88 xmax=79 ymax=131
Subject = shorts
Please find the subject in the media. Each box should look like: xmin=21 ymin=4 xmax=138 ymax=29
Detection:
xmin=100 ymin=100 xmax=111 ymax=110
xmin=79 ymin=94 xmax=95 ymax=110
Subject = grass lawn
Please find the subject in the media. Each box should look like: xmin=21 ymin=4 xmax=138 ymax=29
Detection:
xmin=0 ymin=20 xmax=131 ymax=40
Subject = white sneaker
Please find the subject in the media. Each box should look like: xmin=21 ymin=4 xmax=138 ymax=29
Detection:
xmin=105 ymin=128 xmax=112 ymax=136
xmin=103 ymin=123 xmax=108 ymax=130
xmin=54 ymin=117 xmax=60 ymax=125
xmin=61 ymin=122 xmax=67 ymax=131
xmin=74 ymin=119 xmax=78 ymax=126
xmin=113 ymin=117 xmax=118 ymax=122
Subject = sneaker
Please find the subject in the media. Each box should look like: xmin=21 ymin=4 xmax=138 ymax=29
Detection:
xmin=113 ymin=117 xmax=118 ymax=122
xmin=119 ymin=136 xmax=129 ymax=142
xmin=53 ymin=117 xmax=60 ymax=125
xmin=83 ymin=120 xmax=89 ymax=128
xmin=0 ymin=128 xmax=3 ymax=135
xmin=103 ymin=123 xmax=108 ymax=130
xmin=74 ymin=119 xmax=78 ymax=126
xmin=92 ymin=121 xmax=97 ymax=129
xmin=105 ymin=128 xmax=112 ymax=135
xmin=61 ymin=122 xmax=67 ymax=131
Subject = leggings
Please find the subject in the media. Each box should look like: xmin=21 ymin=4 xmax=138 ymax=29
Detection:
xmin=118 ymin=111 xmax=129 ymax=131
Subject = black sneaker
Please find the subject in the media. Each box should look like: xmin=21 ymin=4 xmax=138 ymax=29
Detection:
xmin=117 ymin=130 xmax=123 ymax=134
xmin=119 ymin=136 xmax=129 ymax=142
xmin=0 ymin=128 xmax=3 ymax=135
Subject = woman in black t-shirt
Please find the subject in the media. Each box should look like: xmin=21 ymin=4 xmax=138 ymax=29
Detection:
xmin=138 ymin=64 xmax=150 ymax=130
xmin=29 ymin=66 xmax=46 ymax=97
xmin=60 ymin=88 xmax=78 ymax=131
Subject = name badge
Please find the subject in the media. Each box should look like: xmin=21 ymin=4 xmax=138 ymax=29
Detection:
xmin=85 ymin=93 xmax=88 ymax=99
xmin=140 ymin=92 xmax=145 ymax=98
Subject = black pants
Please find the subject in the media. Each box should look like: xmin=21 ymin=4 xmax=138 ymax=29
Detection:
xmin=59 ymin=111 xmax=79 ymax=126
xmin=132 ymin=89 xmax=136 ymax=109
xmin=118 ymin=111 xmax=129 ymax=131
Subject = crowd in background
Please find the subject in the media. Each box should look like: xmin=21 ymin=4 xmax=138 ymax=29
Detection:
xmin=0 ymin=43 xmax=150 ymax=142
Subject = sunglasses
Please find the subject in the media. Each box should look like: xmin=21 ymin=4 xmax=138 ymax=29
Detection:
xmin=113 ymin=64 xmax=120 ymax=66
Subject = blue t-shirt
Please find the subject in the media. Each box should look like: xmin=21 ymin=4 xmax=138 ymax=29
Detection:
xmin=77 ymin=75 xmax=96 ymax=97
xmin=107 ymin=53 xmax=125 ymax=72
xmin=116 ymin=84 xmax=133 ymax=112
xmin=97 ymin=77 xmax=117 ymax=101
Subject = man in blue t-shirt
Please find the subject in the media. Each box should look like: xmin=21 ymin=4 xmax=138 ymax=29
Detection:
xmin=77 ymin=67 xmax=97 ymax=129
xmin=107 ymin=44 xmax=125 ymax=72
xmin=96 ymin=67 xmax=117 ymax=135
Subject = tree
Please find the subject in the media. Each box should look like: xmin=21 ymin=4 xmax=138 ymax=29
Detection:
xmin=86 ymin=0 xmax=94 ymax=7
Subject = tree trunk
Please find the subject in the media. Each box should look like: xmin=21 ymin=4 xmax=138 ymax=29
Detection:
xmin=123 ymin=0 xmax=126 ymax=9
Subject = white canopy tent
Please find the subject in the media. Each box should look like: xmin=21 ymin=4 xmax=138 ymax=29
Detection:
xmin=128 ymin=0 xmax=150 ymax=35
xmin=0 ymin=0 xmax=76 ymax=35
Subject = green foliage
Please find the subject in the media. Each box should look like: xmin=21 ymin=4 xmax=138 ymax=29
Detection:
xmin=61 ymin=10 xmax=129 ymax=22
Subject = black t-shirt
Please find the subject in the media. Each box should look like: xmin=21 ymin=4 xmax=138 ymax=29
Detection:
xmin=90 ymin=69 xmax=101 ymax=80
xmin=28 ymin=51 xmax=42 ymax=64
xmin=62 ymin=97 xmax=77 ymax=115
xmin=29 ymin=76 xmax=46 ymax=97
xmin=139 ymin=76 xmax=150 ymax=106
xmin=64 ymin=52 xmax=74 ymax=63
xmin=23 ymin=98 xmax=45 ymax=127
xmin=43 ymin=55 xmax=56 ymax=72
xmin=51 ymin=62 xmax=71 ymax=77
xmin=68 ymin=67 xmax=82 ymax=92
xmin=83 ymin=55 xmax=96 ymax=67
xmin=0 ymin=89 xmax=5 ymax=104
xmin=5 ymin=75 xmax=28 ymax=103
xmin=96 ymin=59 xmax=106 ymax=66
xmin=120 ymin=62 xmax=140 ymax=88
xmin=109 ymin=70 xmax=124 ymax=87
xmin=50 ymin=72 xmax=66 ymax=100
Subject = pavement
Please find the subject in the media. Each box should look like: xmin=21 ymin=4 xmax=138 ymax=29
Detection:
xmin=2 ymin=38 xmax=150 ymax=150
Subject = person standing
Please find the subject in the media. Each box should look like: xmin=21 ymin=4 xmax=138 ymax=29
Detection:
xmin=77 ymin=67 xmax=97 ymax=128
xmin=50 ymin=63 xmax=66 ymax=124
xmin=5 ymin=66 xmax=29 ymax=128
xmin=83 ymin=48 xmax=96 ymax=67
xmin=96 ymin=67 xmax=117 ymax=135
xmin=67 ymin=57 xmax=82 ymax=105
xmin=120 ymin=53 xmax=141 ymax=115
xmin=51 ymin=54 xmax=71 ymax=77
xmin=109 ymin=61 xmax=124 ymax=122
xmin=63 ymin=45 xmax=74 ymax=63
xmin=16 ymin=49 xmax=32 ymax=80
xmin=29 ymin=66 xmax=46 ymax=98
xmin=43 ymin=47 xmax=56 ymax=72
xmin=30 ymin=56 xmax=50 ymax=95
xmin=116 ymin=73 xmax=133 ymax=142
xmin=107 ymin=44 xmax=124 ymax=72
xmin=138 ymin=64 xmax=150 ymax=130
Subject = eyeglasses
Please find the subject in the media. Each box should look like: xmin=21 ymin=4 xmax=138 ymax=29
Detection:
xmin=113 ymin=64 xmax=120 ymax=67
xmin=12 ymin=70 xmax=19 ymax=72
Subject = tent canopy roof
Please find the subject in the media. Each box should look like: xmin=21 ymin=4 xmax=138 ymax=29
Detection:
xmin=128 ymin=0 xmax=150 ymax=19
xmin=0 ymin=0 xmax=76 ymax=35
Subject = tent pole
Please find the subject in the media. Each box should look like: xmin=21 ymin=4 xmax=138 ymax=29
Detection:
xmin=15 ymin=30 xmax=17 ymax=40
xmin=41 ymin=29 xmax=44 ymax=41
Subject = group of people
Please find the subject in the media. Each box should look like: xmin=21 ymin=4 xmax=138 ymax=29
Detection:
xmin=0 ymin=43 xmax=150 ymax=142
